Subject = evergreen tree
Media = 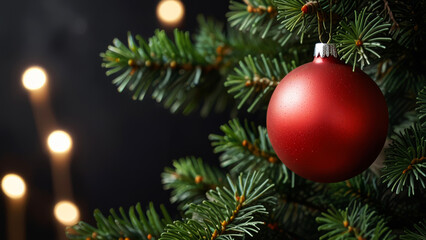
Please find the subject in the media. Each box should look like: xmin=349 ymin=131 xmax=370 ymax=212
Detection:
xmin=66 ymin=0 xmax=426 ymax=239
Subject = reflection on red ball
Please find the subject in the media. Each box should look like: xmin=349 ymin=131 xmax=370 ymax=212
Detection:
xmin=267 ymin=56 xmax=388 ymax=183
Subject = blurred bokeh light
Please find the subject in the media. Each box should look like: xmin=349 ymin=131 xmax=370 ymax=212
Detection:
xmin=22 ymin=66 xmax=47 ymax=91
xmin=156 ymin=0 xmax=185 ymax=25
xmin=1 ymin=174 xmax=26 ymax=199
xmin=47 ymin=130 xmax=72 ymax=154
xmin=54 ymin=201 xmax=80 ymax=226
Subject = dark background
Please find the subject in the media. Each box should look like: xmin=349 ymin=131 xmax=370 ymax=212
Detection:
xmin=0 ymin=0 xmax=232 ymax=238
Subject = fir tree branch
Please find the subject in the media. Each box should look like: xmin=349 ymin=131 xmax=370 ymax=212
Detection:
xmin=159 ymin=171 xmax=276 ymax=240
xmin=225 ymin=54 xmax=297 ymax=112
xmin=417 ymin=86 xmax=426 ymax=129
xmin=193 ymin=16 xmax=228 ymax=67
xmin=193 ymin=16 xmax=281 ymax=115
xmin=102 ymin=30 xmax=223 ymax=116
xmin=161 ymin=157 xmax=226 ymax=211
xmin=385 ymin=0 xmax=426 ymax=48
xmin=273 ymin=196 xmax=321 ymax=238
xmin=327 ymin=170 xmax=425 ymax=228
xmin=275 ymin=0 xmax=318 ymax=42
xmin=378 ymin=55 xmax=423 ymax=135
xmin=329 ymin=171 xmax=381 ymax=208
xmin=316 ymin=201 xmax=396 ymax=240
xmin=385 ymin=89 xmax=417 ymax=135
xmin=379 ymin=53 xmax=426 ymax=95
xmin=227 ymin=0 xmax=293 ymax=46
xmin=209 ymin=119 xmax=295 ymax=185
xmin=401 ymin=219 xmax=426 ymax=240
xmin=270 ymin=179 xmax=329 ymax=239
xmin=66 ymin=203 xmax=172 ymax=240
xmin=102 ymin=16 xmax=285 ymax=116
xmin=381 ymin=123 xmax=426 ymax=196
xmin=334 ymin=8 xmax=392 ymax=70
xmin=194 ymin=16 xmax=282 ymax=78
xmin=275 ymin=0 xmax=365 ymax=44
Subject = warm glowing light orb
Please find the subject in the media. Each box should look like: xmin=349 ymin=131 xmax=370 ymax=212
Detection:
xmin=47 ymin=130 xmax=73 ymax=153
xmin=1 ymin=174 xmax=26 ymax=199
xmin=22 ymin=66 xmax=47 ymax=90
xmin=54 ymin=201 xmax=80 ymax=225
xmin=156 ymin=0 xmax=184 ymax=25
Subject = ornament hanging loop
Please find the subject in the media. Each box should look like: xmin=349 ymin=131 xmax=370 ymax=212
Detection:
xmin=327 ymin=0 xmax=333 ymax=44
xmin=316 ymin=1 xmax=324 ymax=43
xmin=316 ymin=0 xmax=333 ymax=44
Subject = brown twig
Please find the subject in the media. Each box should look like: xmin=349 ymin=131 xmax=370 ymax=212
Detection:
xmin=241 ymin=139 xmax=279 ymax=163
xmin=211 ymin=195 xmax=246 ymax=240
xmin=243 ymin=0 xmax=277 ymax=17
xmin=244 ymin=74 xmax=279 ymax=92
xmin=342 ymin=220 xmax=366 ymax=240
xmin=383 ymin=0 xmax=399 ymax=30
xmin=403 ymin=156 xmax=426 ymax=174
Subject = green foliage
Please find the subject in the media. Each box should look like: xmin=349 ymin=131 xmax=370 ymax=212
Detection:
xmin=328 ymin=171 xmax=381 ymax=208
xmin=227 ymin=0 xmax=275 ymax=37
xmin=225 ymin=54 xmax=296 ymax=112
xmin=334 ymin=8 xmax=392 ymax=70
xmin=417 ymin=87 xmax=426 ymax=129
xmin=102 ymin=16 xmax=288 ymax=116
xmin=194 ymin=16 xmax=227 ymax=63
xmin=195 ymin=16 xmax=281 ymax=74
xmin=66 ymin=203 xmax=172 ymax=240
xmin=378 ymin=54 xmax=426 ymax=96
xmin=192 ymin=16 xmax=282 ymax=115
xmin=227 ymin=0 xmax=293 ymax=46
xmin=386 ymin=0 xmax=426 ymax=49
xmin=159 ymin=171 xmax=276 ymax=240
xmin=101 ymin=30 xmax=222 ymax=116
xmin=401 ymin=220 xmax=426 ymax=240
xmin=380 ymin=55 xmax=425 ymax=135
xmin=321 ymin=0 xmax=358 ymax=17
xmin=161 ymin=157 xmax=226 ymax=211
xmin=382 ymin=123 xmax=426 ymax=196
xmin=272 ymin=180 xmax=325 ymax=239
xmin=316 ymin=202 xmax=396 ymax=240
xmin=209 ymin=119 xmax=295 ymax=185
xmin=385 ymin=90 xmax=417 ymax=135
xmin=328 ymin=171 xmax=426 ymax=227
xmin=275 ymin=0 xmax=317 ymax=42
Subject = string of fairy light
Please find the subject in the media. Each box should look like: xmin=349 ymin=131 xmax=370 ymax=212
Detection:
xmin=1 ymin=1 xmax=185 ymax=239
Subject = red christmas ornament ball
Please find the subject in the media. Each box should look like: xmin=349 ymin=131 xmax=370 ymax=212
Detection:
xmin=266 ymin=44 xmax=388 ymax=183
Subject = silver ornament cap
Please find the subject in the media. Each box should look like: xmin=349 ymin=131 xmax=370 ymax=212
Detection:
xmin=314 ymin=43 xmax=338 ymax=58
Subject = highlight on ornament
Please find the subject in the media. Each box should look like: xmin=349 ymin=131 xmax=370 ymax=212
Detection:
xmin=1 ymin=174 xmax=27 ymax=199
xmin=47 ymin=130 xmax=73 ymax=154
xmin=156 ymin=0 xmax=185 ymax=25
xmin=54 ymin=201 xmax=80 ymax=225
xmin=22 ymin=66 xmax=47 ymax=91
